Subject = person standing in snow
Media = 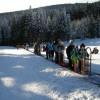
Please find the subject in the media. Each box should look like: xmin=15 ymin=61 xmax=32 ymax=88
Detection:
xmin=25 ymin=43 xmax=29 ymax=50
xmin=57 ymin=41 xmax=65 ymax=64
xmin=53 ymin=39 xmax=60 ymax=63
xmin=70 ymin=46 xmax=80 ymax=72
xmin=47 ymin=41 xmax=54 ymax=60
xmin=78 ymin=43 xmax=88 ymax=58
xmin=45 ymin=42 xmax=49 ymax=59
xmin=66 ymin=40 xmax=75 ymax=70
xmin=34 ymin=39 xmax=41 ymax=55
xmin=78 ymin=43 xmax=89 ymax=72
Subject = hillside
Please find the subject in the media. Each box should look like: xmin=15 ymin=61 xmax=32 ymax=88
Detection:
xmin=0 ymin=1 xmax=100 ymax=46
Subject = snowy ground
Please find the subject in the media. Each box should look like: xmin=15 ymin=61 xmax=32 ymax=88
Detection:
xmin=0 ymin=38 xmax=100 ymax=100
xmin=40 ymin=38 xmax=100 ymax=74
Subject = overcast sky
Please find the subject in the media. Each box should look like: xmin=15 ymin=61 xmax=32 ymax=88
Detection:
xmin=0 ymin=0 xmax=99 ymax=13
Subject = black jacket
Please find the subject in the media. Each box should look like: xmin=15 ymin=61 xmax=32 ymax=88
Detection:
xmin=66 ymin=45 xmax=75 ymax=59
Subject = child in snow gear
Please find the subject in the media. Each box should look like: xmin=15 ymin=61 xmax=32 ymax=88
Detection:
xmin=70 ymin=46 xmax=79 ymax=72
xmin=78 ymin=43 xmax=89 ymax=74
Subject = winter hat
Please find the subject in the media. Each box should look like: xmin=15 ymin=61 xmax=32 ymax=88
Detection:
xmin=80 ymin=43 xmax=85 ymax=48
xmin=69 ymin=40 xmax=73 ymax=44
xmin=59 ymin=41 xmax=64 ymax=46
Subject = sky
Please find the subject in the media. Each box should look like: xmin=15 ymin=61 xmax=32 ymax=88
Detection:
xmin=0 ymin=0 xmax=99 ymax=13
xmin=0 ymin=38 xmax=100 ymax=100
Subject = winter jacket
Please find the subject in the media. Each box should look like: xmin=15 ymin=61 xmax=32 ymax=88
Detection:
xmin=58 ymin=44 xmax=65 ymax=54
xmin=66 ymin=44 xmax=75 ymax=59
xmin=47 ymin=42 xmax=53 ymax=51
xmin=70 ymin=48 xmax=79 ymax=60
xmin=78 ymin=48 xmax=89 ymax=58
xmin=53 ymin=41 xmax=59 ymax=52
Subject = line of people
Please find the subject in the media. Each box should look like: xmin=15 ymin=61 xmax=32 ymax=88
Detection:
xmin=66 ymin=40 xmax=89 ymax=73
xmin=45 ymin=39 xmax=65 ymax=63
xmin=44 ymin=39 xmax=89 ymax=73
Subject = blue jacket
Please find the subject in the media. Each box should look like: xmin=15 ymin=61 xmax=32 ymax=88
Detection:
xmin=47 ymin=42 xmax=53 ymax=51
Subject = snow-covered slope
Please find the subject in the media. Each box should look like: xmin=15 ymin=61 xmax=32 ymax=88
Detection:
xmin=0 ymin=38 xmax=100 ymax=100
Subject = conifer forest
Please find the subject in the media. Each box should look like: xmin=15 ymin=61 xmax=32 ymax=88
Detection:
xmin=0 ymin=1 xmax=100 ymax=46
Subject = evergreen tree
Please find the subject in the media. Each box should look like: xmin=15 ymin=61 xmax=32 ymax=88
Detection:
xmin=18 ymin=12 xmax=32 ymax=44
xmin=10 ymin=17 xmax=19 ymax=45
xmin=0 ymin=28 xmax=2 ymax=45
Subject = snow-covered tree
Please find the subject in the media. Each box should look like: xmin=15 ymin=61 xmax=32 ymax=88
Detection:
xmin=0 ymin=18 xmax=11 ymax=45
xmin=0 ymin=28 xmax=2 ymax=44
xmin=10 ymin=16 xmax=19 ymax=45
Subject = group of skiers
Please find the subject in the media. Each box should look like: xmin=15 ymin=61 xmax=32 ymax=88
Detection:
xmin=44 ymin=39 xmax=90 ymax=73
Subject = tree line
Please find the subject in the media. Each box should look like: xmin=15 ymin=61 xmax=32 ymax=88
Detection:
xmin=0 ymin=1 xmax=100 ymax=46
